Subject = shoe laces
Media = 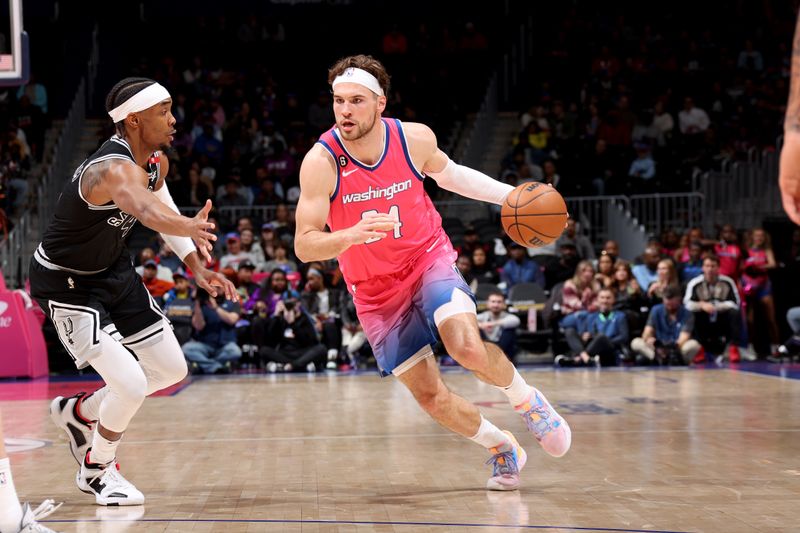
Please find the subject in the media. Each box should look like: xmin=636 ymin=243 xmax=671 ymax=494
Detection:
xmin=485 ymin=449 xmax=519 ymax=477
xmin=31 ymin=499 xmax=62 ymax=520
xmin=521 ymin=393 xmax=558 ymax=441
xmin=87 ymin=461 xmax=126 ymax=489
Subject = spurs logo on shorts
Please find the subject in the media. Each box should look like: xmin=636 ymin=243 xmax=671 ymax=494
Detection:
xmin=63 ymin=317 xmax=75 ymax=345
xmin=67 ymin=276 xmax=75 ymax=290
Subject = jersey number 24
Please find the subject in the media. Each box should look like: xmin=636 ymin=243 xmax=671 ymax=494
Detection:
xmin=362 ymin=205 xmax=403 ymax=244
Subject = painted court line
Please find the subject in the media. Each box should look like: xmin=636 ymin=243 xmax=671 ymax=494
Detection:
xmin=43 ymin=518 xmax=694 ymax=533
xmin=120 ymin=427 xmax=800 ymax=445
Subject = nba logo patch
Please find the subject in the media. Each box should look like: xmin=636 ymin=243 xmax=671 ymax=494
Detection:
xmin=338 ymin=155 xmax=348 ymax=167
xmin=0 ymin=472 xmax=6 ymax=485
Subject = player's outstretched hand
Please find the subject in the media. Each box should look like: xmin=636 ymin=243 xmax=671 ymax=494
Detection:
xmin=190 ymin=200 xmax=218 ymax=262
xmin=780 ymin=131 xmax=800 ymax=225
xmin=345 ymin=213 xmax=398 ymax=244
xmin=194 ymin=267 xmax=239 ymax=301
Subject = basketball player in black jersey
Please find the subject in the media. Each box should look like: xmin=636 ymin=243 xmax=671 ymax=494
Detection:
xmin=29 ymin=78 xmax=237 ymax=506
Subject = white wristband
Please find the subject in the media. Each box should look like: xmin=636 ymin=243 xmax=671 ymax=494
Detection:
xmin=152 ymin=181 xmax=197 ymax=261
xmin=427 ymin=158 xmax=514 ymax=206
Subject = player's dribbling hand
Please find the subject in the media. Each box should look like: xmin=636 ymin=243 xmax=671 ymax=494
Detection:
xmin=346 ymin=213 xmax=398 ymax=244
xmin=190 ymin=200 xmax=218 ymax=262
xmin=780 ymin=131 xmax=800 ymax=225
xmin=194 ymin=267 xmax=239 ymax=302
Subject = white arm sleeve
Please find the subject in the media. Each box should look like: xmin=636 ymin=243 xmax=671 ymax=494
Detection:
xmin=427 ymin=158 xmax=515 ymax=206
xmin=152 ymin=182 xmax=197 ymax=261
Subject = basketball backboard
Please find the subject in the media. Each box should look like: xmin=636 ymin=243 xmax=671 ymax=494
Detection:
xmin=0 ymin=0 xmax=28 ymax=86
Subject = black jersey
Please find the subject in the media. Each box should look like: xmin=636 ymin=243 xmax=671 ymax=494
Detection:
xmin=36 ymin=135 xmax=160 ymax=274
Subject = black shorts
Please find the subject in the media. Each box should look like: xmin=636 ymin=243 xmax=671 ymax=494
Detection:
xmin=29 ymin=252 xmax=167 ymax=368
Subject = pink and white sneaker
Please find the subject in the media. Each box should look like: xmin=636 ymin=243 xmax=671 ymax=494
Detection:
xmin=486 ymin=431 xmax=527 ymax=491
xmin=515 ymin=388 xmax=571 ymax=457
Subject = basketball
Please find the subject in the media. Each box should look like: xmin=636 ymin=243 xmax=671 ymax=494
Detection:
xmin=501 ymin=182 xmax=569 ymax=247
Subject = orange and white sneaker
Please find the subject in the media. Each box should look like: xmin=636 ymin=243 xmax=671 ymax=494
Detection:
xmin=486 ymin=431 xmax=527 ymax=491
xmin=515 ymin=388 xmax=571 ymax=458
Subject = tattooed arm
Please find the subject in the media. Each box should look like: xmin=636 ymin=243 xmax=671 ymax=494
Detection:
xmin=780 ymin=10 xmax=800 ymax=224
xmin=81 ymin=159 xmax=217 ymax=249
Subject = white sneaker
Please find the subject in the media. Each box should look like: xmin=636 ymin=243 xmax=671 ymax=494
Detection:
xmin=306 ymin=362 xmax=316 ymax=373
xmin=325 ymin=360 xmax=337 ymax=370
xmin=50 ymin=393 xmax=94 ymax=465
xmin=16 ymin=500 xmax=62 ymax=533
xmin=266 ymin=361 xmax=278 ymax=373
xmin=77 ymin=451 xmax=144 ymax=506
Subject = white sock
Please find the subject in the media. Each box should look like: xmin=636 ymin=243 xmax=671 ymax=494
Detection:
xmin=0 ymin=457 xmax=24 ymax=533
xmin=89 ymin=433 xmax=121 ymax=466
xmin=468 ymin=416 xmax=512 ymax=451
xmin=79 ymin=388 xmax=109 ymax=422
xmin=327 ymin=349 xmax=338 ymax=361
xmin=497 ymin=368 xmax=533 ymax=408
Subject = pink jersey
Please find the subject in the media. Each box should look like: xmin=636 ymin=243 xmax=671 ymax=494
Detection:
xmin=318 ymin=118 xmax=455 ymax=306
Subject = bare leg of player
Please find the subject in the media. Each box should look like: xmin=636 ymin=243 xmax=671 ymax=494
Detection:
xmin=0 ymin=411 xmax=61 ymax=533
xmin=438 ymin=313 xmax=572 ymax=458
xmin=397 ymin=355 xmax=527 ymax=490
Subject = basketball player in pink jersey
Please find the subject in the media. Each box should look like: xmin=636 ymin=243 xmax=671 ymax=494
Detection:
xmin=295 ymin=55 xmax=571 ymax=491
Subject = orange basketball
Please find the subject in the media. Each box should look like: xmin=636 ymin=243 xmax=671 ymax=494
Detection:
xmin=501 ymin=182 xmax=568 ymax=247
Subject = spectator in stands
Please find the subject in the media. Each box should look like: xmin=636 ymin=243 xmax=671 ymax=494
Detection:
xmin=14 ymin=95 xmax=45 ymax=161
xmin=217 ymin=179 xmax=250 ymax=208
xmin=679 ymin=240 xmax=705 ymax=284
xmin=477 ymin=291 xmax=520 ymax=361
xmin=628 ymin=141 xmax=656 ymax=191
xmin=594 ymin=250 xmax=615 ymax=288
xmin=301 ymin=267 xmax=344 ymax=369
xmin=457 ymin=228 xmax=493 ymax=265
xmin=556 ymin=219 xmax=595 ymax=260
xmin=742 ymin=228 xmax=780 ymax=355
xmin=541 ymin=159 xmax=561 ymax=188
xmin=737 ymin=39 xmax=764 ymax=72
xmin=456 ymin=254 xmax=476 ymax=287
xmin=678 ymin=97 xmax=710 ymax=136
xmin=470 ymin=247 xmax=500 ymax=288
xmin=585 ymin=138 xmax=616 ymax=195
xmin=184 ymin=167 xmax=213 ymax=208
xmin=631 ymin=285 xmax=702 ymax=365
xmin=141 ymin=260 xmax=174 ymax=306
xmin=16 ymin=73 xmax=48 ymax=115
xmin=272 ymin=203 xmax=295 ymax=244
xmin=557 ymin=288 xmax=628 ymax=366
xmin=240 ymin=228 xmax=265 ymax=266
xmin=339 ymin=290 xmax=366 ymax=369
xmin=182 ymin=290 xmax=242 ymax=374
xmin=220 ymin=232 xmax=257 ymax=270
xmin=262 ymin=241 xmax=297 ymax=274
xmin=632 ymin=246 xmax=661 ymax=291
xmin=501 ymin=243 xmax=545 ymax=288
xmin=544 ymin=242 xmax=580 ymax=290
xmin=650 ymin=100 xmax=674 ymax=147
xmin=193 ymin=123 xmax=224 ymax=165
xmin=156 ymin=238 xmax=182 ymax=273
xmin=646 ymin=258 xmax=680 ymax=305
xmin=163 ymin=268 xmax=195 ymax=345
xmin=560 ymin=260 xmax=600 ymax=317
xmin=236 ymin=260 xmax=259 ymax=302
xmin=777 ymin=306 xmax=800 ymax=359
xmin=135 ymin=247 xmax=173 ymax=282
xmin=715 ymin=224 xmax=743 ymax=282
xmin=259 ymin=298 xmax=327 ymax=373
xmin=246 ymin=268 xmax=299 ymax=317
xmin=602 ymin=240 xmax=620 ymax=262
xmin=684 ymin=255 xmax=742 ymax=361
xmin=307 ymin=90 xmax=335 ymax=134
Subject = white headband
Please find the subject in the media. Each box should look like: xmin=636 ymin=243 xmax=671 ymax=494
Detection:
xmin=108 ymin=83 xmax=172 ymax=123
xmin=331 ymin=67 xmax=384 ymax=96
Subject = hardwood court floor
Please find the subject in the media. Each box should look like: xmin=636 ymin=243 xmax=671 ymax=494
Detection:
xmin=3 ymin=365 xmax=800 ymax=533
